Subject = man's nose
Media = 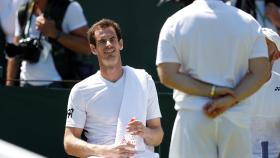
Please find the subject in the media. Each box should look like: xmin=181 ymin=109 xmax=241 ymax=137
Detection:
xmin=106 ymin=40 xmax=111 ymax=46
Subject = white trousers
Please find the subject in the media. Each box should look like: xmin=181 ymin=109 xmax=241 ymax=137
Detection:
xmin=169 ymin=109 xmax=252 ymax=158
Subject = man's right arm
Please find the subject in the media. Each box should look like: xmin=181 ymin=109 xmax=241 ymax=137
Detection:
xmin=6 ymin=36 xmax=20 ymax=86
xmin=64 ymin=127 xmax=135 ymax=158
xmin=157 ymin=62 xmax=234 ymax=97
xmin=64 ymin=127 xmax=96 ymax=157
xmin=6 ymin=57 xmax=19 ymax=86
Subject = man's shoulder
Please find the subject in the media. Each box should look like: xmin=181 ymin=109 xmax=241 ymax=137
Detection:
xmin=71 ymin=72 xmax=102 ymax=92
xmin=124 ymin=66 xmax=151 ymax=78
xmin=64 ymin=1 xmax=83 ymax=13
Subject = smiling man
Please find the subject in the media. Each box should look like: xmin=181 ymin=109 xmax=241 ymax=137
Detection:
xmin=63 ymin=19 xmax=163 ymax=158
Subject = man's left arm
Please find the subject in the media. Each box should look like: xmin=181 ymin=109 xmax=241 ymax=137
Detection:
xmin=127 ymin=118 xmax=163 ymax=146
xmin=143 ymin=118 xmax=164 ymax=146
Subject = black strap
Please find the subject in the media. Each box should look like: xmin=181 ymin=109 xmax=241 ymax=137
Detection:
xmin=18 ymin=0 xmax=36 ymax=38
xmin=0 ymin=25 xmax=6 ymax=84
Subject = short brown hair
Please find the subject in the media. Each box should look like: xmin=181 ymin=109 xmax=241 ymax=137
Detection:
xmin=87 ymin=19 xmax=122 ymax=46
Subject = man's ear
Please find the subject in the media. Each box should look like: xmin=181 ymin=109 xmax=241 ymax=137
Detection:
xmin=119 ymin=39 xmax=123 ymax=51
xmin=90 ymin=44 xmax=97 ymax=55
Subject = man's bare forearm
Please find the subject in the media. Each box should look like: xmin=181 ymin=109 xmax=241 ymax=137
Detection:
xmin=157 ymin=63 xmax=233 ymax=97
xmin=157 ymin=63 xmax=215 ymax=96
xmin=143 ymin=126 xmax=163 ymax=146
xmin=232 ymin=58 xmax=271 ymax=103
xmin=6 ymin=58 xmax=19 ymax=86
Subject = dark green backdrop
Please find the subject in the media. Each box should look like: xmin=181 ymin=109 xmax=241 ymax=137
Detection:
xmin=0 ymin=86 xmax=175 ymax=158
xmin=0 ymin=0 xmax=181 ymax=157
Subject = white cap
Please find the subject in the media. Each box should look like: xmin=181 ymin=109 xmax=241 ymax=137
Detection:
xmin=262 ymin=28 xmax=280 ymax=51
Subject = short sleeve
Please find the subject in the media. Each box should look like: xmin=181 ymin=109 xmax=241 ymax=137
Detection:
xmin=65 ymin=86 xmax=86 ymax=129
xmin=62 ymin=1 xmax=87 ymax=33
xmin=249 ymin=19 xmax=268 ymax=59
xmin=146 ymin=75 xmax=162 ymax=120
xmin=156 ymin=18 xmax=180 ymax=65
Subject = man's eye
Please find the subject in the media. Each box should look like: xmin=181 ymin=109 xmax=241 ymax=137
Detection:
xmin=98 ymin=40 xmax=106 ymax=45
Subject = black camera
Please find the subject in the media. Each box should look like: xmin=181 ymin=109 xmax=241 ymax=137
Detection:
xmin=5 ymin=37 xmax=42 ymax=63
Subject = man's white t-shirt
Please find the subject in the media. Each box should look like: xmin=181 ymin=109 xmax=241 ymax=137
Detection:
xmin=15 ymin=1 xmax=87 ymax=86
xmin=156 ymin=0 xmax=268 ymax=127
xmin=156 ymin=0 xmax=268 ymax=111
xmin=66 ymin=66 xmax=162 ymax=146
xmin=250 ymin=71 xmax=280 ymax=158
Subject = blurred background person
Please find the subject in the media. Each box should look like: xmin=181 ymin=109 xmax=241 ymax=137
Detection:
xmin=5 ymin=0 xmax=92 ymax=88
xmin=228 ymin=0 xmax=280 ymax=74
xmin=232 ymin=0 xmax=280 ymax=34
xmin=250 ymin=28 xmax=280 ymax=158
xmin=0 ymin=0 xmax=28 ymax=84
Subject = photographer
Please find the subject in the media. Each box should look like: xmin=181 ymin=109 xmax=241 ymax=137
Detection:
xmin=0 ymin=0 xmax=28 ymax=85
xmin=6 ymin=0 xmax=91 ymax=88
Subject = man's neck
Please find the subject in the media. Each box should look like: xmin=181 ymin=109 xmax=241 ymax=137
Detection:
xmin=100 ymin=65 xmax=124 ymax=82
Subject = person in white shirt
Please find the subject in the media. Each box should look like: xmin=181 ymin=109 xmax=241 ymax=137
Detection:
xmin=64 ymin=19 xmax=163 ymax=158
xmin=156 ymin=0 xmax=271 ymax=157
xmin=0 ymin=0 xmax=28 ymax=44
xmin=0 ymin=0 xmax=28 ymax=84
xmin=6 ymin=0 xmax=91 ymax=87
xmin=250 ymin=28 xmax=280 ymax=158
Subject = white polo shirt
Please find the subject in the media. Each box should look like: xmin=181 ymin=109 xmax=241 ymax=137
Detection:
xmin=156 ymin=0 xmax=268 ymax=111
xmin=156 ymin=0 xmax=268 ymax=127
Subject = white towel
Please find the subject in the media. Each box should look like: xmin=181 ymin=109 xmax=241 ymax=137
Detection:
xmin=115 ymin=66 xmax=159 ymax=158
xmin=115 ymin=66 xmax=148 ymax=145
xmin=88 ymin=66 xmax=159 ymax=158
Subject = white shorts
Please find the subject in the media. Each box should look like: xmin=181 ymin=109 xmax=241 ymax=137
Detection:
xmin=169 ymin=109 xmax=252 ymax=158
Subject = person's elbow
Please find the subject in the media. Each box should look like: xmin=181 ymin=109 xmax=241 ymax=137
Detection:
xmin=250 ymin=58 xmax=271 ymax=84
xmin=262 ymin=66 xmax=271 ymax=83
xmin=63 ymin=136 xmax=73 ymax=156
xmin=157 ymin=65 xmax=175 ymax=88
xmin=158 ymin=71 xmax=171 ymax=86
xmin=63 ymin=130 xmax=78 ymax=156
xmin=156 ymin=127 xmax=164 ymax=146
xmin=249 ymin=56 xmax=270 ymax=78
xmin=257 ymin=61 xmax=271 ymax=84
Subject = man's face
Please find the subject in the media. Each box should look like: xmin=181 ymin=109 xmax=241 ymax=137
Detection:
xmin=90 ymin=26 xmax=123 ymax=68
xmin=266 ymin=39 xmax=279 ymax=64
